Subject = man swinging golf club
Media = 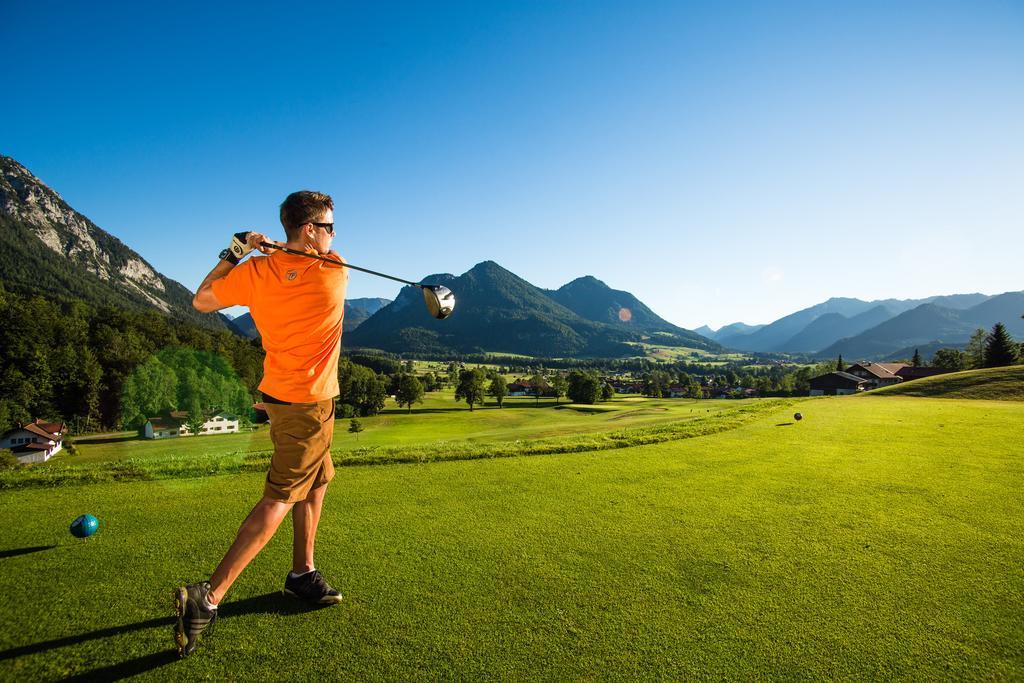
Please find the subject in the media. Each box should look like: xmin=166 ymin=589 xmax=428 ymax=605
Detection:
xmin=175 ymin=190 xmax=347 ymax=657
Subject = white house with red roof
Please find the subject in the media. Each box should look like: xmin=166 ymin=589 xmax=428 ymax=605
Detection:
xmin=0 ymin=419 xmax=68 ymax=464
xmin=142 ymin=411 xmax=239 ymax=439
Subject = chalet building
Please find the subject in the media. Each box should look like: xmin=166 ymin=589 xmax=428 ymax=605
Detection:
xmin=508 ymin=381 xmax=532 ymax=397
xmin=701 ymin=386 xmax=733 ymax=399
xmin=895 ymin=366 xmax=954 ymax=382
xmin=1 ymin=419 xmax=67 ymax=464
xmin=666 ymin=384 xmax=689 ymax=398
xmin=610 ymin=381 xmax=644 ymax=394
xmin=142 ymin=412 xmax=240 ymax=439
xmin=844 ymin=362 xmax=904 ymax=390
xmin=508 ymin=380 xmax=555 ymax=397
xmin=809 ymin=372 xmax=870 ymax=396
xmin=144 ymin=416 xmax=184 ymax=439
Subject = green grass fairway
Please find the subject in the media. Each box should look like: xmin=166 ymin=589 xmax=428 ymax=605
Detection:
xmin=1 ymin=395 xmax=1021 ymax=679
xmin=58 ymin=394 xmax=746 ymax=466
xmin=871 ymin=365 xmax=1024 ymax=401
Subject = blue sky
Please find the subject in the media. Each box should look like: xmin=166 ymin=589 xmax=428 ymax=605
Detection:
xmin=3 ymin=1 xmax=1022 ymax=329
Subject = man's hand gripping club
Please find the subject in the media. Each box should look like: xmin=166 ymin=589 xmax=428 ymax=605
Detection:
xmin=221 ymin=231 xmax=278 ymax=264
xmin=193 ymin=230 xmax=278 ymax=313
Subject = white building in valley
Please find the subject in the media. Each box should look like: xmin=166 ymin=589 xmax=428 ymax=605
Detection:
xmin=1 ymin=419 xmax=68 ymax=464
xmin=142 ymin=412 xmax=239 ymax=439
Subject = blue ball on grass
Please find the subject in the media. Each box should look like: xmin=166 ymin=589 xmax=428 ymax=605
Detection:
xmin=70 ymin=514 xmax=99 ymax=538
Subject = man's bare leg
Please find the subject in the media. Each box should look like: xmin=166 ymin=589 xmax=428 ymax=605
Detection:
xmin=292 ymin=482 xmax=328 ymax=574
xmin=208 ymin=497 xmax=294 ymax=604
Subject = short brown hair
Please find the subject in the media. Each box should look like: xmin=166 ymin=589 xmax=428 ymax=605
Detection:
xmin=279 ymin=191 xmax=334 ymax=240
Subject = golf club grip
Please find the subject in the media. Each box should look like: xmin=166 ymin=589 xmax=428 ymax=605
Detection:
xmin=259 ymin=242 xmax=423 ymax=288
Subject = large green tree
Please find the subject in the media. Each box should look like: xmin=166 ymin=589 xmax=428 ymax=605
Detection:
xmin=395 ymin=374 xmax=425 ymax=413
xmin=983 ymin=323 xmax=1019 ymax=368
xmin=339 ymin=360 xmax=388 ymax=417
xmin=120 ymin=355 xmax=179 ymax=427
xmin=455 ymin=368 xmax=487 ymax=411
xmin=551 ymin=375 xmax=568 ymax=405
xmin=644 ymin=370 xmax=672 ymax=398
xmin=965 ymin=328 xmax=988 ymax=369
xmin=567 ymin=371 xmax=601 ymax=404
xmin=600 ymin=381 xmax=615 ymax=401
xmin=930 ymin=348 xmax=966 ymax=370
xmin=121 ymin=347 xmax=252 ymax=429
xmin=488 ymin=375 xmax=508 ymax=408
xmin=688 ymin=380 xmax=704 ymax=399
xmin=528 ymin=373 xmax=548 ymax=406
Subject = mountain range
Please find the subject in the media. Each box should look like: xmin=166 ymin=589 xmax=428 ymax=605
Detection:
xmin=705 ymin=292 xmax=1023 ymax=359
xmin=694 ymin=322 xmax=764 ymax=342
xmin=0 ymin=155 xmax=229 ymax=331
xmin=346 ymin=261 xmax=718 ymax=357
xmin=220 ymin=266 xmax=720 ymax=358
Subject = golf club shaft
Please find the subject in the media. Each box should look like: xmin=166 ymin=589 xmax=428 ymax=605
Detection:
xmin=259 ymin=242 xmax=424 ymax=288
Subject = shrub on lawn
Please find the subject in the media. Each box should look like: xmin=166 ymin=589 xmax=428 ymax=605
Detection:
xmin=0 ymin=449 xmax=20 ymax=470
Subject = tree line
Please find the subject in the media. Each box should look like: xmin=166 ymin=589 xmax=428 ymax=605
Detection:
xmin=0 ymin=282 xmax=264 ymax=432
xmin=929 ymin=323 xmax=1022 ymax=370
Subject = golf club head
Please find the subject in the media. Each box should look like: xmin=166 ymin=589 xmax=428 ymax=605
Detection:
xmin=422 ymin=285 xmax=455 ymax=319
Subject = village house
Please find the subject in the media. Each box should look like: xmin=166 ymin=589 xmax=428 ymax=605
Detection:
xmin=666 ymin=384 xmax=689 ymax=398
xmin=699 ymin=382 xmax=741 ymax=399
xmin=844 ymin=362 xmax=905 ymax=389
xmin=507 ymin=380 xmax=532 ymax=397
xmin=508 ymin=379 xmax=556 ymax=397
xmin=142 ymin=412 xmax=240 ymax=439
xmin=610 ymin=380 xmax=644 ymax=394
xmin=894 ymin=366 xmax=954 ymax=382
xmin=844 ymin=362 xmax=957 ymax=390
xmin=0 ymin=419 xmax=67 ymax=464
xmin=809 ymin=372 xmax=870 ymax=396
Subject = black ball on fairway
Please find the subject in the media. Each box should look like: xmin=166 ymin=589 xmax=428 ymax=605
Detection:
xmin=70 ymin=514 xmax=99 ymax=538
xmin=794 ymin=413 xmax=803 ymax=421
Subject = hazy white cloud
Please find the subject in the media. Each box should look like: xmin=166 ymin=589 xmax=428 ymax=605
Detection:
xmin=761 ymin=267 xmax=784 ymax=284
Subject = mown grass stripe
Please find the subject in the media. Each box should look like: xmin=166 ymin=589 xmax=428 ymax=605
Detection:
xmin=0 ymin=400 xmax=794 ymax=490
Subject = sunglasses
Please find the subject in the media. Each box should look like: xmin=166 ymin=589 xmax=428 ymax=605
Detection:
xmin=309 ymin=221 xmax=334 ymax=236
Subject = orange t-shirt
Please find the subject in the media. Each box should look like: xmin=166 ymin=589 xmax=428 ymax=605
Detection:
xmin=212 ymin=249 xmax=347 ymax=403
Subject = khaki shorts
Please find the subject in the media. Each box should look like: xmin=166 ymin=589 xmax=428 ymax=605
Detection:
xmin=263 ymin=399 xmax=336 ymax=503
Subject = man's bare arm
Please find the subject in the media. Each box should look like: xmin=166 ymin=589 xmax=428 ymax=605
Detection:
xmin=192 ymin=232 xmax=275 ymax=313
xmin=192 ymin=260 xmax=235 ymax=313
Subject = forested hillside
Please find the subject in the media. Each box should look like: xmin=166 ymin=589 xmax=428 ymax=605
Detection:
xmin=0 ymin=156 xmax=230 ymax=332
xmin=0 ymin=280 xmax=264 ymax=432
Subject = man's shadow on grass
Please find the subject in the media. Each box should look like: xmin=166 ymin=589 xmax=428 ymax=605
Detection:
xmin=1 ymin=592 xmax=331 ymax=682
xmin=0 ymin=545 xmax=56 ymax=559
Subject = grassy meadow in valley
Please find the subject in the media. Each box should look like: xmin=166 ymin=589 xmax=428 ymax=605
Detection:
xmin=1 ymin=369 xmax=1022 ymax=680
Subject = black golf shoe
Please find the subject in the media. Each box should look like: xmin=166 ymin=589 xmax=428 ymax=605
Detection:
xmin=283 ymin=569 xmax=343 ymax=605
xmin=173 ymin=581 xmax=218 ymax=657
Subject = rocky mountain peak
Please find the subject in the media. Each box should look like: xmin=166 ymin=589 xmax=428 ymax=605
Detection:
xmin=0 ymin=155 xmax=229 ymax=331
xmin=1 ymin=155 xmax=169 ymax=310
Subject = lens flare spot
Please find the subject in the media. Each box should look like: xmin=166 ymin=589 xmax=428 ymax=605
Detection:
xmin=618 ymin=307 xmax=632 ymax=322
